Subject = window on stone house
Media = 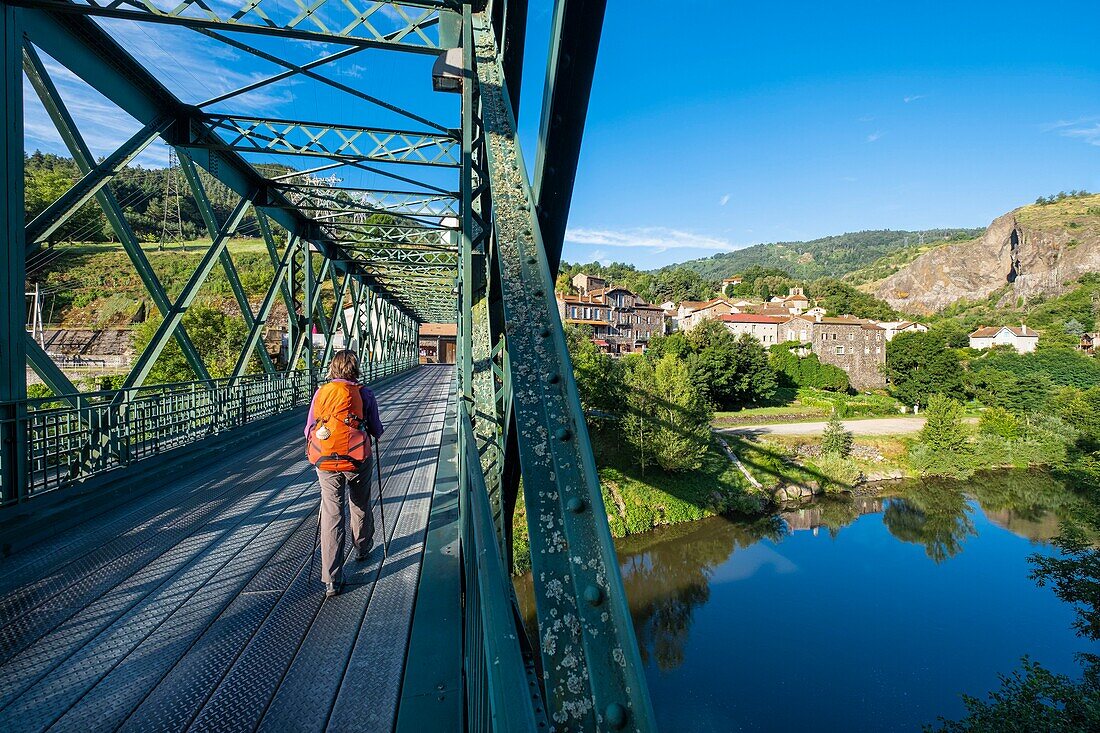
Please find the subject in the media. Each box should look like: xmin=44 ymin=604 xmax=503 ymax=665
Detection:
xmin=864 ymin=346 xmax=870 ymax=355
xmin=836 ymin=345 xmax=845 ymax=355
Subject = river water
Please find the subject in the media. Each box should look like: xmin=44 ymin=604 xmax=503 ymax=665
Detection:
xmin=515 ymin=471 xmax=1099 ymax=731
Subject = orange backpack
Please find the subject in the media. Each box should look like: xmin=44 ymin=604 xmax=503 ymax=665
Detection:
xmin=306 ymin=381 xmax=370 ymax=472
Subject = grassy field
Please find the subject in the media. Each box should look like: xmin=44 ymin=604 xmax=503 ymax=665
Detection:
xmin=34 ymin=237 xmax=335 ymax=328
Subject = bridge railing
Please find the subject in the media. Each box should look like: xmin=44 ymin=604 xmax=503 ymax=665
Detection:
xmin=458 ymin=400 xmax=545 ymax=731
xmin=0 ymin=357 xmax=416 ymax=507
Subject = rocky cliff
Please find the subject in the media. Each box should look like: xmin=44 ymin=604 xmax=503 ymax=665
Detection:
xmin=872 ymin=195 xmax=1100 ymax=314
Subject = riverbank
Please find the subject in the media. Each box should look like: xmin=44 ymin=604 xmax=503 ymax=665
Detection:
xmin=511 ymin=427 xmax=770 ymax=573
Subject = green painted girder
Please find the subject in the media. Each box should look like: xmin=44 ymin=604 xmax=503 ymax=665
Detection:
xmin=340 ymin=249 xmax=457 ymax=266
xmin=469 ymin=9 xmax=657 ymax=729
xmin=202 ymin=115 xmax=460 ymax=167
xmin=232 ymin=235 xmax=297 ymax=381
xmin=195 ymin=27 xmax=452 ymax=134
xmin=22 ymin=7 xmax=431 ymax=322
xmin=120 ymin=195 xmax=254 ymax=391
xmin=12 ymin=0 xmax=453 ymax=52
xmin=272 ymin=185 xmax=460 ymax=217
xmin=177 ymin=152 xmax=277 ymax=374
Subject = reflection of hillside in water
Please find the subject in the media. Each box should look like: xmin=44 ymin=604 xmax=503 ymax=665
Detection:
xmin=513 ymin=469 xmax=1086 ymax=674
xmin=883 ymin=470 xmax=1088 ymax=561
xmin=615 ymin=516 xmax=785 ymax=670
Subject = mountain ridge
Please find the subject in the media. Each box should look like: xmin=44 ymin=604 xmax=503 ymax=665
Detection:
xmin=664 ymin=228 xmax=985 ymax=281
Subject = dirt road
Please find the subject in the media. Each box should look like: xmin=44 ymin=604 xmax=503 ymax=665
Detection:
xmin=719 ymin=416 xmax=932 ymax=437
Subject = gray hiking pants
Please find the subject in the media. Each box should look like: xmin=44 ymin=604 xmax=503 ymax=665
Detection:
xmin=317 ymin=456 xmax=375 ymax=584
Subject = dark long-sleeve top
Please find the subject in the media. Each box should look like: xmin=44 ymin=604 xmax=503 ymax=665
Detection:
xmin=304 ymin=379 xmax=384 ymax=440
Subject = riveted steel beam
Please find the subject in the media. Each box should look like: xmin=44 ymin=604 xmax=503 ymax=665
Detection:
xmin=471 ymin=10 xmax=656 ymax=729
xmin=12 ymin=0 xmax=452 ymax=52
xmin=1 ymin=1 xmax=27 ymax=506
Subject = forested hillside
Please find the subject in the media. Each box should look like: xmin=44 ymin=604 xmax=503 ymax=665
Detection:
xmin=25 ymin=151 xmax=289 ymax=245
xmin=669 ymin=228 xmax=984 ymax=281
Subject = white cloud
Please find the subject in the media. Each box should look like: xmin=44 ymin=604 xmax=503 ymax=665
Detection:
xmin=866 ymin=131 xmax=884 ymax=143
xmin=719 ymin=194 xmax=730 ymax=206
xmin=565 ymin=226 xmax=738 ymax=254
xmin=903 ymin=94 xmax=926 ymax=103
xmin=1062 ymin=125 xmax=1100 ymax=146
xmin=588 ymin=249 xmax=611 ymax=266
xmin=1043 ymin=118 xmax=1100 ymax=146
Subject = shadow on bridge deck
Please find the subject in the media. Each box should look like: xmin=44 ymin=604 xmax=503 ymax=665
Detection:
xmin=0 ymin=366 xmax=453 ymax=733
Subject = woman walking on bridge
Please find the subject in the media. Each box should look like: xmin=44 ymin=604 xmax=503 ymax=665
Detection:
xmin=305 ymin=350 xmax=385 ymax=598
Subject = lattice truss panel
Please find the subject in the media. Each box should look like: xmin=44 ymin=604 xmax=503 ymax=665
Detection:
xmin=15 ymin=0 xmax=459 ymax=351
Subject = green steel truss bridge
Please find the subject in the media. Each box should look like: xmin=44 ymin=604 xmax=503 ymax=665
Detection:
xmin=0 ymin=0 xmax=657 ymax=730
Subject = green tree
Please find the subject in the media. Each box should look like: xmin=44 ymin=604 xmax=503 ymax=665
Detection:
xmin=132 ymin=303 xmax=254 ymax=383
xmin=884 ymin=331 xmax=966 ymax=407
xmin=650 ymin=355 xmax=712 ymax=472
xmin=686 ymin=321 xmax=777 ymax=408
xmin=821 ymin=413 xmax=853 ymax=457
xmin=25 ymin=153 xmax=106 ymax=243
xmin=622 ymin=355 xmax=656 ymax=473
xmin=910 ymin=394 xmax=973 ymax=478
xmin=978 ymin=407 xmax=1022 ymax=440
xmin=564 ymin=325 xmax=620 ymax=413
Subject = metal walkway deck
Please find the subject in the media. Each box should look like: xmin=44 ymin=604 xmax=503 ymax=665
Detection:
xmin=0 ymin=366 xmax=453 ymax=733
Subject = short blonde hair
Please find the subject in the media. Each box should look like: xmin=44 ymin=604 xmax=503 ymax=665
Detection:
xmin=328 ymin=350 xmax=360 ymax=381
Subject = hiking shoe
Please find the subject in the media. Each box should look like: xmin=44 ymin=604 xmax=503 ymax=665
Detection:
xmin=325 ymin=581 xmax=341 ymax=598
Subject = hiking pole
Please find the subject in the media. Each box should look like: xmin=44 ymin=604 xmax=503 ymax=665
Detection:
xmin=308 ymin=501 xmax=321 ymax=582
xmin=373 ymin=435 xmax=390 ymax=557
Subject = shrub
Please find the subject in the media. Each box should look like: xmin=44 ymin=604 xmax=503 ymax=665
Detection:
xmin=770 ymin=342 xmax=850 ymax=392
xmin=911 ymin=395 xmax=975 ymax=478
xmin=811 ymin=453 xmax=861 ymax=493
xmin=979 ymin=407 xmax=1022 ymax=439
xmin=821 ymin=413 xmax=854 ymax=457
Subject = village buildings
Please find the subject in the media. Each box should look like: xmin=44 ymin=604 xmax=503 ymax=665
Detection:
xmin=968 ymin=325 xmax=1039 ymax=353
xmin=558 ymin=286 xmax=666 ymax=355
xmin=559 ymin=272 xmax=916 ymax=389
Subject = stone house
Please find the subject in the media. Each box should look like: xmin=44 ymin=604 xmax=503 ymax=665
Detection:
xmin=678 ymin=298 xmax=737 ymax=331
xmin=571 ymin=272 xmax=606 ymax=295
xmin=968 ymin=325 xmax=1039 ymax=354
xmin=780 ymin=316 xmax=886 ymax=389
xmin=558 ymin=285 xmax=665 ymax=355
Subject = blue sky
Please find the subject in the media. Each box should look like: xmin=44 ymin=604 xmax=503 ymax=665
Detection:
xmin=517 ymin=0 xmax=1100 ymax=268
xmin=22 ymin=1 xmax=1100 ymax=270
